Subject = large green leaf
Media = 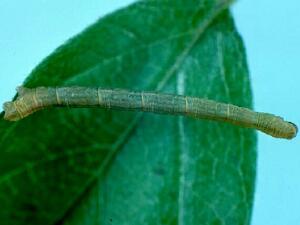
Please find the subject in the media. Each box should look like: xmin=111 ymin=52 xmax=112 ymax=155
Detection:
xmin=0 ymin=0 xmax=257 ymax=224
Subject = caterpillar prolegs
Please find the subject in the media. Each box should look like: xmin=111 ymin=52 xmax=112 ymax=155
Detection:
xmin=3 ymin=86 xmax=297 ymax=139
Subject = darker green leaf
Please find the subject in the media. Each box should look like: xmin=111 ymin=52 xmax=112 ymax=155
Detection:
xmin=0 ymin=0 xmax=256 ymax=224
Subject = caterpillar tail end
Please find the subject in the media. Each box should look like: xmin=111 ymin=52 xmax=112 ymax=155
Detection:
xmin=3 ymin=101 xmax=22 ymax=121
xmin=3 ymin=86 xmax=33 ymax=122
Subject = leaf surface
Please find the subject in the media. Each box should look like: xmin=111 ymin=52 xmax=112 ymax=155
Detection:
xmin=0 ymin=0 xmax=256 ymax=224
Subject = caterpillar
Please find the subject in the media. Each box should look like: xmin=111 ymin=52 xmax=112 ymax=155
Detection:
xmin=3 ymin=86 xmax=297 ymax=139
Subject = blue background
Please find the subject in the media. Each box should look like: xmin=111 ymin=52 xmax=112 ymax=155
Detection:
xmin=0 ymin=1 xmax=299 ymax=224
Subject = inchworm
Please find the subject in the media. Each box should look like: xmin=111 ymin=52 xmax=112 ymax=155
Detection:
xmin=3 ymin=86 xmax=297 ymax=139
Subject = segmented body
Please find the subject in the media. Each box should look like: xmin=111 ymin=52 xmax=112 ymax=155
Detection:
xmin=3 ymin=86 xmax=297 ymax=139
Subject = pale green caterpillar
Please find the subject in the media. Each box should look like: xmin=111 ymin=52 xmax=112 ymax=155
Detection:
xmin=3 ymin=86 xmax=297 ymax=139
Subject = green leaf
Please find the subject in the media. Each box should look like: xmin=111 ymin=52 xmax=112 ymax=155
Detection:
xmin=0 ymin=0 xmax=257 ymax=224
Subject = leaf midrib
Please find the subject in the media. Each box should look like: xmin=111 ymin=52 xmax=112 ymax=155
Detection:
xmin=56 ymin=1 xmax=234 ymax=223
xmin=0 ymin=1 xmax=234 ymax=223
